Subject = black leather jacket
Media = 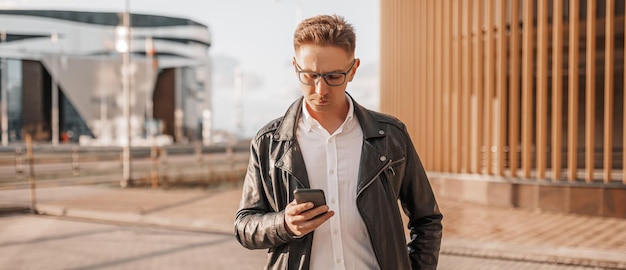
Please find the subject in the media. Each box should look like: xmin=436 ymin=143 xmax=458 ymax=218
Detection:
xmin=235 ymin=96 xmax=443 ymax=270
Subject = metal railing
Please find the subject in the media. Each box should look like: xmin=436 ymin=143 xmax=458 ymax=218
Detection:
xmin=0 ymin=139 xmax=251 ymax=190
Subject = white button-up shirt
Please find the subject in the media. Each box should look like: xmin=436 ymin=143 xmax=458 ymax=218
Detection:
xmin=296 ymin=96 xmax=379 ymax=270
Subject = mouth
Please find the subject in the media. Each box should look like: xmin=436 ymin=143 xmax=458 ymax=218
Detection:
xmin=313 ymin=98 xmax=328 ymax=105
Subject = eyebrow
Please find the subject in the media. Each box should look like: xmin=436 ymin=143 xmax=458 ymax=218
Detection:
xmin=296 ymin=59 xmax=354 ymax=73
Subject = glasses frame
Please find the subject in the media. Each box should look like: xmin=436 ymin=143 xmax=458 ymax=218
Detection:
xmin=294 ymin=58 xmax=357 ymax=86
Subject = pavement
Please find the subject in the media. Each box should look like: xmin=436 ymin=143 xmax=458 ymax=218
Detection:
xmin=1 ymin=182 xmax=626 ymax=269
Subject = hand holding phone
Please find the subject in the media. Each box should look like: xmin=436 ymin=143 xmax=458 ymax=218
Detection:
xmin=284 ymin=189 xmax=333 ymax=237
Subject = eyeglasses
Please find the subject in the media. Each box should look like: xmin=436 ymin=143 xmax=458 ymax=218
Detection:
xmin=294 ymin=59 xmax=356 ymax=86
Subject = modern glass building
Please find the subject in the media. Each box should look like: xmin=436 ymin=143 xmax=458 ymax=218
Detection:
xmin=0 ymin=10 xmax=212 ymax=146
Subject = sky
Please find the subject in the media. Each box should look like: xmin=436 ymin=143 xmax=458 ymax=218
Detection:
xmin=0 ymin=0 xmax=380 ymax=138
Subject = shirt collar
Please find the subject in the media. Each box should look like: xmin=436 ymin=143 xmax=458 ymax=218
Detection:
xmin=301 ymin=93 xmax=355 ymax=133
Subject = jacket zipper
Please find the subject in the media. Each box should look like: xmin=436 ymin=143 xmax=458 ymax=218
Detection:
xmin=357 ymin=159 xmax=392 ymax=197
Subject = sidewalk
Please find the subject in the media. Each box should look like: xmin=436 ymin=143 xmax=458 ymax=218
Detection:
xmin=2 ymin=183 xmax=625 ymax=269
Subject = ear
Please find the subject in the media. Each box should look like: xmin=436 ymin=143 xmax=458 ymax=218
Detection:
xmin=348 ymin=58 xmax=360 ymax=82
xmin=291 ymin=57 xmax=298 ymax=72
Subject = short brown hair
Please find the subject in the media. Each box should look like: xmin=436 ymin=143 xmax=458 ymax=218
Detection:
xmin=293 ymin=14 xmax=356 ymax=56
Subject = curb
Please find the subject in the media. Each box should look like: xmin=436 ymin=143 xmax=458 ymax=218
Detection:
xmin=0 ymin=205 xmax=32 ymax=215
xmin=441 ymin=239 xmax=626 ymax=269
xmin=35 ymin=204 xmax=234 ymax=235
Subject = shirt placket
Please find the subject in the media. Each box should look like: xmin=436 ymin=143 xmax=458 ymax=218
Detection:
xmin=326 ymin=133 xmax=345 ymax=269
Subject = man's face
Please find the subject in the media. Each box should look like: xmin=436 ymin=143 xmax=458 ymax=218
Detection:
xmin=293 ymin=44 xmax=359 ymax=117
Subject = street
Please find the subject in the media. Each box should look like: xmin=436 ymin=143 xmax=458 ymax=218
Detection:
xmin=0 ymin=214 xmax=606 ymax=270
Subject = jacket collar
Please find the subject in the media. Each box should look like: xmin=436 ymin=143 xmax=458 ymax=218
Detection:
xmin=273 ymin=93 xmax=385 ymax=141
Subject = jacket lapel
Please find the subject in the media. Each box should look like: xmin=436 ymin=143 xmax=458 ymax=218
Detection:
xmin=273 ymin=97 xmax=310 ymax=188
xmin=351 ymin=96 xmax=387 ymax=195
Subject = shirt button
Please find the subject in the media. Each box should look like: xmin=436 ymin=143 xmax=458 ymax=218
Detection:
xmin=331 ymin=198 xmax=336 ymax=204
xmin=333 ymin=229 xmax=339 ymax=234
xmin=378 ymin=130 xmax=385 ymax=135
xmin=380 ymin=155 xmax=387 ymax=162
xmin=329 ymin=169 xmax=334 ymax=174
xmin=336 ymin=258 xmax=342 ymax=264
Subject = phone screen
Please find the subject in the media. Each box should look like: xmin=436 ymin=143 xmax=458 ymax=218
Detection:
xmin=293 ymin=189 xmax=327 ymax=208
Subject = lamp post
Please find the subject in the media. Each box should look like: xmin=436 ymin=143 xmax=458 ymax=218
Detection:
xmin=118 ymin=0 xmax=132 ymax=187
xmin=0 ymin=31 xmax=8 ymax=146
xmin=51 ymin=32 xmax=59 ymax=146
xmin=145 ymin=36 xmax=154 ymax=140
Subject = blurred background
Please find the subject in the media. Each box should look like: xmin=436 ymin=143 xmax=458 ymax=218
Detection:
xmin=1 ymin=1 xmax=626 ymax=269
xmin=0 ymin=0 xmax=379 ymax=146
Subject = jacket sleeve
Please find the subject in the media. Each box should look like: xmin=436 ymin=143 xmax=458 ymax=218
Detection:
xmin=398 ymin=127 xmax=443 ymax=270
xmin=234 ymin=138 xmax=296 ymax=249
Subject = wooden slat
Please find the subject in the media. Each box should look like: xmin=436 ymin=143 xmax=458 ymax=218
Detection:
xmin=568 ymin=0 xmax=580 ymax=182
xmin=521 ymin=0 xmax=534 ymax=179
xmin=509 ymin=0 xmax=521 ymax=177
xmin=552 ymin=0 xmax=564 ymax=181
xmin=603 ymin=0 xmax=615 ymax=183
xmin=485 ymin=0 xmax=495 ymax=175
xmin=417 ymin=0 xmax=426 ymax=158
xmin=463 ymin=0 xmax=473 ymax=173
xmin=474 ymin=0 xmax=484 ymax=174
xmin=406 ymin=0 xmax=417 ymax=158
xmin=536 ymin=0 xmax=549 ymax=179
xmin=426 ymin=0 xmax=434 ymax=170
xmin=455 ymin=0 xmax=463 ymax=173
xmin=443 ymin=0 xmax=452 ymax=172
xmin=434 ymin=0 xmax=443 ymax=171
xmin=585 ymin=0 xmax=596 ymax=183
xmin=497 ymin=0 xmax=508 ymax=176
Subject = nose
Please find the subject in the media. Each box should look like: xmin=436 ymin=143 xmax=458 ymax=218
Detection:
xmin=314 ymin=77 xmax=330 ymax=96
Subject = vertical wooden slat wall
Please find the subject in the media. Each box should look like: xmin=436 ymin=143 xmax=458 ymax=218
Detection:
xmin=462 ymin=0 xmax=473 ymax=172
xmin=510 ymin=0 xmax=521 ymax=178
xmin=434 ymin=0 xmax=443 ymax=171
xmin=521 ymin=0 xmax=534 ymax=179
xmin=553 ymin=0 xmax=564 ymax=181
xmin=497 ymin=0 xmax=508 ymax=176
xmin=454 ymin=0 xmax=463 ymax=173
xmin=443 ymin=0 xmax=453 ymax=173
xmin=568 ymin=0 xmax=580 ymax=182
xmin=379 ymin=0 xmax=625 ymax=184
xmin=426 ymin=0 xmax=434 ymax=169
xmin=485 ymin=0 xmax=495 ymax=175
xmin=474 ymin=0 xmax=484 ymax=174
xmin=604 ymin=0 xmax=615 ymax=183
xmin=537 ymin=0 xmax=549 ymax=180
xmin=585 ymin=0 xmax=597 ymax=183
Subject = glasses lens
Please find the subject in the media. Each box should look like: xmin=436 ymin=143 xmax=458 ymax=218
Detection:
xmin=324 ymin=73 xmax=346 ymax=86
xmin=298 ymin=72 xmax=317 ymax=85
xmin=298 ymin=72 xmax=346 ymax=86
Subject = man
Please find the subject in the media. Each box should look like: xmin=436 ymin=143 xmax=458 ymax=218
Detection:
xmin=235 ymin=14 xmax=442 ymax=270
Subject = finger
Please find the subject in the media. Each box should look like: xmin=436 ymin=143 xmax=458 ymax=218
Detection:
xmin=300 ymin=205 xmax=330 ymax=220
xmin=291 ymin=202 xmax=315 ymax=215
xmin=295 ymin=210 xmax=335 ymax=234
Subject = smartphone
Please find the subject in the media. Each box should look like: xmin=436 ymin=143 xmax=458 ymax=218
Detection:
xmin=293 ymin=189 xmax=327 ymax=208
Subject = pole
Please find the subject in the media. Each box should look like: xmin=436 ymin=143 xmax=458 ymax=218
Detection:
xmin=25 ymin=134 xmax=37 ymax=213
xmin=51 ymin=32 xmax=59 ymax=146
xmin=1 ymin=31 xmax=8 ymax=146
xmin=121 ymin=0 xmax=132 ymax=187
xmin=234 ymin=66 xmax=243 ymax=138
xmin=145 ymin=36 xmax=154 ymax=139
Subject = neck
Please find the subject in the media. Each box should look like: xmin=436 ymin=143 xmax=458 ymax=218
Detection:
xmin=307 ymin=98 xmax=349 ymax=134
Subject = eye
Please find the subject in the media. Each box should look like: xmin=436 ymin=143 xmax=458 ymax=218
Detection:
xmin=303 ymin=73 xmax=318 ymax=80
xmin=327 ymin=74 xmax=344 ymax=81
